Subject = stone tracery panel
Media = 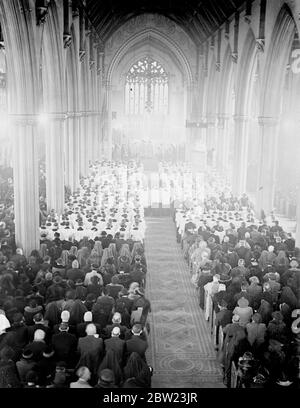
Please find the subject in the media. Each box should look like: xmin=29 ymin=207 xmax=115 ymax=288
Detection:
xmin=104 ymin=13 xmax=197 ymax=83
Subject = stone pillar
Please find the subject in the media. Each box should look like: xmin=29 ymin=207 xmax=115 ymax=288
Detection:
xmin=65 ymin=113 xmax=80 ymax=192
xmin=45 ymin=114 xmax=66 ymax=215
xmin=11 ymin=115 xmax=40 ymax=256
xmin=216 ymin=114 xmax=230 ymax=172
xmin=104 ymin=81 xmax=112 ymax=160
xmin=232 ymin=115 xmax=249 ymax=196
xmin=90 ymin=113 xmax=98 ymax=162
xmin=185 ymin=128 xmax=193 ymax=162
xmin=78 ymin=112 xmax=89 ymax=178
xmin=95 ymin=113 xmax=101 ymax=159
xmin=256 ymin=116 xmax=279 ymax=215
xmin=86 ymin=112 xmax=94 ymax=165
xmin=295 ymin=188 xmax=300 ymax=247
xmin=205 ymin=115 xmax=217 ymax=168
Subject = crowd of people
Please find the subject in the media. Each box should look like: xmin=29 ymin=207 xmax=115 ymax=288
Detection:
xmin=1 ymin=156 xmax=300 ymax=389
xmin=176 ymin=173 xmax=300 ymax=388
xmin=0 ymin=160 xmax=153 ymax=388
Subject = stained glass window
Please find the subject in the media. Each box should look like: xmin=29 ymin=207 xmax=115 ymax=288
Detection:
xmin=125 ymin=57 xmax=168 ymax=115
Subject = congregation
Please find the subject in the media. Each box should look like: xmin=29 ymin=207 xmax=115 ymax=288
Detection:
xmin=176 ymin=172 xmax=300 ymax=388
xmin=0 ymin=159 xmax=299 ymax=388
xmin=0 ymin=160 xmax=152 ymax=388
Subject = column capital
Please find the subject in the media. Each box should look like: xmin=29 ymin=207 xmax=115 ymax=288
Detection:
xmin=256 ymin=38 xmax=265 ymax=53
xmin=104 ymin=80 xmax=112 ymax=90
xmin=48 ymin=112 xmax=68 ymax=121
xmin=9 ymin=113 xmax=38 ymax=126
xmin=233 ymin=114 xmax=249 ymax=123
xmin=205 ymin=114 xmax=216 ymax=126
xmin=217 ymin=114 xmax=230 ymax=128
xmin=258 ymin=116 xmax=279 ymax=126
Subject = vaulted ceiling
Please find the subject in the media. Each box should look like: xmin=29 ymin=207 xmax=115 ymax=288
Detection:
xmin=84 ymin=0 xmax=248 ymax=45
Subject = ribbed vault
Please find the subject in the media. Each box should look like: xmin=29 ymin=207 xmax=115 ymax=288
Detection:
xmin=85 ymin=0 xmax=248 ymax=45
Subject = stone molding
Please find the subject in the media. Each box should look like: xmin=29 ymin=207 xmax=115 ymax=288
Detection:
xmin=258 ymin=116 xmax=279 ymax=126
xmin=233 ymin=114 xmax=249 ymax=123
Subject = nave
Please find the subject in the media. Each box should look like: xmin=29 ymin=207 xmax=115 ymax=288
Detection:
xmin=145 ymin=217 xmax=223 ymax=388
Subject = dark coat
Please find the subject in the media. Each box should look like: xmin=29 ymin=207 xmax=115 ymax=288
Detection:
xmin=28 ymin=323 xmax=52 ymax=343
xmin=16 ymin=358 xmax=36 ymax=383
xmin=66 ymin=268 xmax=85 ymax=282
xmin=25 ymin=340 xmax=47 ymax=361
xmin=0 ymin=360 xmax=21 ymax=388
xmin=125 ymin=336 xmax=148 ymax=361
xmin=51 ymin=332 xmax=78 ymax=365
xmin=77 ymin=335 xmax=104 ymax=376
xmin=76 ymin=322 xmax=102 ymax=338
xmin=77 ymin=335 xmax=104 ymax=357
xmin=104 ymin=337 xmax=126 ymax=366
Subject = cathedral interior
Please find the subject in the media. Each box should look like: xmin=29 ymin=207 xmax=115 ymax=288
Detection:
xmin=0 ymin=0 xmax=299 ymax=390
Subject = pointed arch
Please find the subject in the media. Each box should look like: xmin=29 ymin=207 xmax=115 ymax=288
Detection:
xmin=261 ymin=3 xmax=297 ymax=116
xmin=205 ymin=53 xmax=217 ymax=119
xmin=107 ymin=28 xmax=193 ymax=87
xmin=235 ymin=28 xmax=257 ymax=116
xmin=218 ymin=44 xmax=233 ymax=115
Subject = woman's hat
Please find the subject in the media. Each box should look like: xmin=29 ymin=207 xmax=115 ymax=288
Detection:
xmin=249 ymin=276 xmax=259 ymax=284
xmin=0 ymin=314 xmax=11 ymax=332
xmin=53 ymin=276 xmax=62 ymax=285
xmin=237 ymin=297 xmax=249 ymax=308
xmin=22 ymin=349 xmax=34 ymax=359
xmin=43 ymin=346 xmax=55 ymax=358
xmin=99 ymin=369 xmax=115 ymax=384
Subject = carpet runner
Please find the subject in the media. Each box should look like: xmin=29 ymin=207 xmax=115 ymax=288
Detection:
xmin=145 ymin=217 xmax=224 ymax=388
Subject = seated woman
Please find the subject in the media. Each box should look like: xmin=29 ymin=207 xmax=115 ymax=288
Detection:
xmin=122 ymin=352 xmax=152 ymax=388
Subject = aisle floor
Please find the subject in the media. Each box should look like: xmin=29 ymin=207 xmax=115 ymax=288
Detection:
xmin=144 ymin=217 xmax=224 ymax=388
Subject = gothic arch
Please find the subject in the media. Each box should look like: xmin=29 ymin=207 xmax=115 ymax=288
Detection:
xmin=107 ymin=28 xmax=193 ymax=88
xmin=41 ymin=1 xmax=64 ymax=112
xmin=65 ymin=27 xmax=79 ymax=112
xmin=235 ymin=27 xmax=257 ymax=116
xmin=218 ymin=44 xmax=234 ymax=116
xmin=261 ymin=4 xmax=297 ymax=116
xmin=112 ymin=38 xmax=184 ymax=88
xmin=205 ymin=54 xmax=218 ymax=119
xmin=0 ymin=2 xmax=39 ymax=113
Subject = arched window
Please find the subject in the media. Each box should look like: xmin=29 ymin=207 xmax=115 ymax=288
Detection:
xmin=125 ymin=57 xmax=168 ymax=115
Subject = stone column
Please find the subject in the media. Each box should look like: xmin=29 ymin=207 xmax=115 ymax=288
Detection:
xmin=65 ymin=113 xmax=80 ymax=192
xmin=45 ymin=114 xmax=66 ymax=215
xmin=256 ymin=116 xmax=279 ymax=215
xmin=216 ymin=114 xmax=230 ymax=172
xmin=90 ymin=112 xmax=98 ymax=163
xmin=205 ymin=115 xmax=217 ymax=168
xmin=11 ymin=114 xmax=40 ymax=256
xmin=232 ymin=115 xmax=249 ymax=196
xmin=104 ymin=81 xmax=112 ymax=160
xmin=78 ymin=112 xmax=89 ymax=178
xmin=295 ymin=188 xmax=300 ymax=247
xmin=86 ymin=112 xmax=94 ymax=165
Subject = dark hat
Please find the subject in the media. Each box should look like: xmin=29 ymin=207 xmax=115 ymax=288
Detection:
xmin=53 ymin=372 xmax=66 ymax=385
xmin=22 ymin=349 xmax=34 ymax=359
xmin=13 ymin=312 xmax=24 ymax=324
xmin=131 ymin=323 xmax=143 ymax=335
xmin=59 ymin=323 xmax=69 ymax=332
xmin=99 ymin=369 xmax=115 ymax=384
xmin=53 ymin=275 xmax=62 ymax=285
xmin=43 ymin=346 xmax=55 ymax=358
xmin=25 ymin=370 xmax=38 ymax=383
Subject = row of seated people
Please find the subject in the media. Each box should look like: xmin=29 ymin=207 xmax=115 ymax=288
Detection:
xmin=0 ymin=217 xmax=152 ymax=387
xmin=178 ymin=194 xmax=300 ymax=388
xmin=40 ymin=160 xmax=145 ymax=243
xmin=0 ymin=165 xmax=15 ymax=253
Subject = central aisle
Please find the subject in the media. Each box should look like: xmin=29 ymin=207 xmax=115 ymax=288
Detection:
xmin=145 ymin=217 xmax=224 ymax=388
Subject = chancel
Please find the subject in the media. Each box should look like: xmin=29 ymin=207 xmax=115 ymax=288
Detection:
xmin=0 ymin=0 xmax=299 ymax=390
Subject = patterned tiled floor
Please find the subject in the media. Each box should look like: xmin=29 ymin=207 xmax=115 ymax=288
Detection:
xmin=144 ymin=217 xmax=224 ymax=388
